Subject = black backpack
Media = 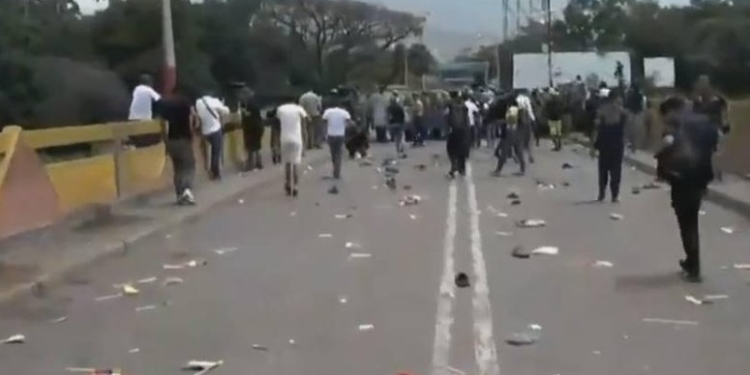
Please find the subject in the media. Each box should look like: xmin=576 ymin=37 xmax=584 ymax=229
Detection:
xmin=446 ymin=103 xmax=469 ymax=129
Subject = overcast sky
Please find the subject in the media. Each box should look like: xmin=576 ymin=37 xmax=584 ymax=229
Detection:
xmin=78 ymin=0 xmax=691 ymax=39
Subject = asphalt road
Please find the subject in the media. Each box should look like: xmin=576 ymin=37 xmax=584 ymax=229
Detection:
xmin=1 ymin=141 xmax=749 ymax=375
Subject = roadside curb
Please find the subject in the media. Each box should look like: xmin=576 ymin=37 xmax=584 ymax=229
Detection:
xmin=570 ymin=134 xmax=750 ymax=220
xmin=0 ymin=151 xmax=329 ymax=304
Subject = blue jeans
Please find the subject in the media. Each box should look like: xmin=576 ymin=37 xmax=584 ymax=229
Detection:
xmin=204 ymin=131 xmax=223 ymax=179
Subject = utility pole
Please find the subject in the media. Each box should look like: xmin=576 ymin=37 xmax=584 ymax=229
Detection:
xmin=545 ymin=0 xmax=552 ymax=87
xmin=500 ymin=0 xmax=509 ymax=89
xmin=516 ymin=0 xmax=521 ymax=32
xmin=161 ymin=0 xmax=176 ymax=95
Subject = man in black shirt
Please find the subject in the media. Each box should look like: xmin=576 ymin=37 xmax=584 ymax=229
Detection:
xmin=158 ymin=85 xmax=197 ymax=205
xmin=692 ymin=75 xmax=729 ymax=182
xmin=656 ymin=96 xmax=718 ymax=282
xmin=240 ymin=89 xmax=264 ymax=171
xmin=388 ymin=95 xmax=407 ymax=155
xmin=445 ymin=91 xmax=471 ymax=178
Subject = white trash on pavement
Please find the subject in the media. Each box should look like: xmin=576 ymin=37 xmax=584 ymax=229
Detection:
xmin=1 ymin=334 xmax=25 ymax=344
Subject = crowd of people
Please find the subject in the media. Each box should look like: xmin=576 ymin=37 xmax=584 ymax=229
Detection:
xmin=129 ymin=72 xmax=729 ymax=283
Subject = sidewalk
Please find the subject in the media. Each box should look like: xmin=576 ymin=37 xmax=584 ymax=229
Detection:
xmin=570 ymin=133 xmax=750 ymax=219
xmin=0 ymin=150 xmax=328 ymax=303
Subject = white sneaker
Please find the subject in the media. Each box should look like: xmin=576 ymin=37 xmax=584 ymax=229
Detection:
xmin=181 ymin=189 xmax=195 ymax=205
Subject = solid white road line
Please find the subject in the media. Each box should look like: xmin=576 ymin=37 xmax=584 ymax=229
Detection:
xmin=432 ymin=179 xmax=458 ymax=375
xmin=467 ymin=163 xmax=500 ymax=375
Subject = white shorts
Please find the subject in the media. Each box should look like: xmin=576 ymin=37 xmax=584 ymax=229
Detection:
xmin=281 ymin=141 xmax=303 ymax=165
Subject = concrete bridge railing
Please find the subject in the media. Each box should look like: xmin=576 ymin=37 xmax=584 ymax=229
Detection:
xmin=0 ymin=120 xmax=254 ymax=240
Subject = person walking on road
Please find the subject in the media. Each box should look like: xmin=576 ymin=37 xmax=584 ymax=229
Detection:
xmin=493 ymin=98 xmax=526 ymax=177
xmin=158 ymin=85 xmax=196 ymax=205
xmin=464 ymin=94 xmax=481 ymax=149
xmin=691 ymin=75 xmax=729 ymax=182
xmin=412 ymin=93 xmax=426 ymax=147
xmin=656 ymin=96 xmax=718 ymax=283
xmin=195 ymin=92 xmax=230 ymax=180
xmin=388 ymin=94 xmax=407 ymax=156
xmin=545 ymin=88 xmax=564 ymax=151
xmin=322 ymin=101 xmax=353 ymax=179
xmin=240 ymin=89 xmax=264 ymax=171
xmin=624 ymin=82 xmax=647 ymax=152
xmin=276 ymin=102 xmax=309 ymax=197
xmin=445 ymin=91 xmax=471 ymax=178
xmin=516 ymin=90 xmax=536 ymax=163
xmin=592 ymin=90 xmax=627 ymax=203
xmin=371 ymin=87 xmax=390 ymax=143
xmin=299 ymin=88 xmax=323 ymax=150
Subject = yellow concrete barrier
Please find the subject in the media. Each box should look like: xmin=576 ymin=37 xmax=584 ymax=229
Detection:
xmin=46 ymin=156 xmax=118 ymax=214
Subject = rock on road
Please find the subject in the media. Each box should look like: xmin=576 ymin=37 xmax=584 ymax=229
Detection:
xmin=1 ymin=142 xmax=749 ymax=375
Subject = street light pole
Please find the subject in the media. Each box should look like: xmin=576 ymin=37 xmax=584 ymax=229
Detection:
xmin=545 ymin=0 xmax=553 ymax=87
xmin=161 ymin=0 xmax=176 ymax=95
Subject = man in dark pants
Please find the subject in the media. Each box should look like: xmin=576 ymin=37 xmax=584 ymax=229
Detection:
xmin=158 ymin=85 xmax=197 ymax=205
xmin=493 ymin=98 xmax=525 ymax=177
xmin=656 ymin=97 xmax=718 ymax=283
xmin=240 ymin=89 xmax=264 ymax=171
xmin=592 ymin=91 xmax=626 ymax=202
xmin=445 ymin=91 xmax=470 ymax=178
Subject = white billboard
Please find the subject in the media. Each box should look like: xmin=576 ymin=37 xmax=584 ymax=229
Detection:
xmin=513 ymin=52 xmax=631 ymax=89
xmin=643 ymin=57 xmax=675 ymax=88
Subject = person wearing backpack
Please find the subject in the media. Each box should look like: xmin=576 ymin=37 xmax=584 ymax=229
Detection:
xmin=492 ymin=97 xmax=526 ymax=177
xmin=592 ymin=90 xmax=627 ymax=203
xmin=195 ymin=92 xmax=230 ymax=180
xmin=445 ymin=91 xmax=471 ymax=178
xmin=656 ymin=96 xmax=718 ymax=283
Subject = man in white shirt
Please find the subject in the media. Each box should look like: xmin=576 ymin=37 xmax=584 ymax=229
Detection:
xmin=128 ymin=74 xmax=161 ymax=121
xmin=195 ymin=93 xmax=230 ymax=180
xmin=322 ymin=103 xmax=353 ymax=179
xmin=370 ymin=87 xmax=390 ymax=142
xmin=516 ymin=91 xmax=537 ymax=163
xmin=464 ymin=95 xmax=481 ymax=148
xmin=299 ymin=89 xmax=322 ymax=149
xmin=276 ymin=102 xmax=308 ymax=197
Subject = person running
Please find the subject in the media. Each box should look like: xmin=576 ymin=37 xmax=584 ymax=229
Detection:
xmin=445 ymin=91 xmax=471 ymax=178
xmin=322 ymin=101 xmax=352 ymax=179
xmin=276 ymin=102 xmax=309 ymax=197
xmin=388 ymin=94 xmax=407 ymax=155
xmin=493 ymin=97 xmax=526 ymax=177
xmin=158 ymin=84 xmax=196 ymax=205
xmin=592 ymin=90 xmax=627 ymax=203
xmin=656 ymin=96 xmax=718 ymax=283
xmin=545 ymin=88 xmax=564 ymax=151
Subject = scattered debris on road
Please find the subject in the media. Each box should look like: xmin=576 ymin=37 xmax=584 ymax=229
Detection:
xmin=409 ymin=214 xmax=418 ymax=220
xmin=345 ymin=241 xmax=361 ymax=249
xmin=128 ymin=348 xmax=140 ymax=354
xmin=137 ymin=276 xmax=157 ymax=284
xmin=403 ymin=184 xmax=412 ymax=191
xmin=642 ymin=318 xmax=699 ymax=326
xmin=511 ymin=245 xmax=530 ymax=259
xmin=733 ymin=263 xmax=750 ymax=270
xmin=328 ymin=186 xmax=339 ymax=195
xmin=496 ymin=231 xmax=513 ymax=237
xmin=251 ymin=344 xmax=269 ymax=351
xmin=213 ymin=247 xmax=238 ymax=255
xmin=348 ymin=253 xmax=372 ymax=260
xmin=631 ymin=187 xmax=641 ymax=195
xmin=415 ymin=164 xmax=427 ymax=171
xmin=48 ymin=316 xmax=68 ymax=324
xmin=1 ymin=334 xmax=26 ymax=344
xmin=318 ymin=233 xmax=333 ymax=238
xmin=562 ymin=162 xmax=575 ymax=169
xmin=685 ymin=294 xmax=729 ymax=305
xmin=162 ymin=277 xmax=184 ymax=287
xmin=642 ymin=181 xmax=661 ymax=190
xmin=386 ymin=177 xmax=397 ymax=191
xmin=121 ymin=284 xmax=139 ymax=296
xmin=506 ymin=324 xmax=542 ymax=346
xmin=135 ymin=305 xmax=157 ymax=313
xmin=516 ymin=219 xmax=546 ymax=228
xmin=339 ymin=296 xmax=348 ymax=304
xmin=66 ymin=367 xmax=122 ymax=375
xmin=531 ymin=246 xmax=559 ymax=256
xmin=237 ymin=198 xmax=245 ymax=205
xmin=399 ymin=195 xmax=421 ymax=206
xmin=610 ymin=213 xmax=624 ymax=221
xmin=721 ymin=226 xmax=735 ymax=234
xmin=95 ymin=293 xmax=123 ymax=302
xmin=358 ymin=324 xmax=375 ymax=331
xmin=455 ymin=272 xmax=470 ymax=288
xmin=537 ymin=183 xmax=555 ymax=191
xmin=335 ymin=213 xmax=353 ymax=219
xmin=593 ymin=260 xmax=614 ymax=268
xmin=510 ymin=200 xmax=522 ymax=206
xmin=507 ymin=192 xmax=520 ymax=200
xmin=162 ymin=259 xmax=208 ymax=270
xmin=182 ymin=360 xmax=223 ymax=374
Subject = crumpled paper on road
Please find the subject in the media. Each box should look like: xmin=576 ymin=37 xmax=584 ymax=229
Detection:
xmin=516 ymin=219 xmax=546 ymax=228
